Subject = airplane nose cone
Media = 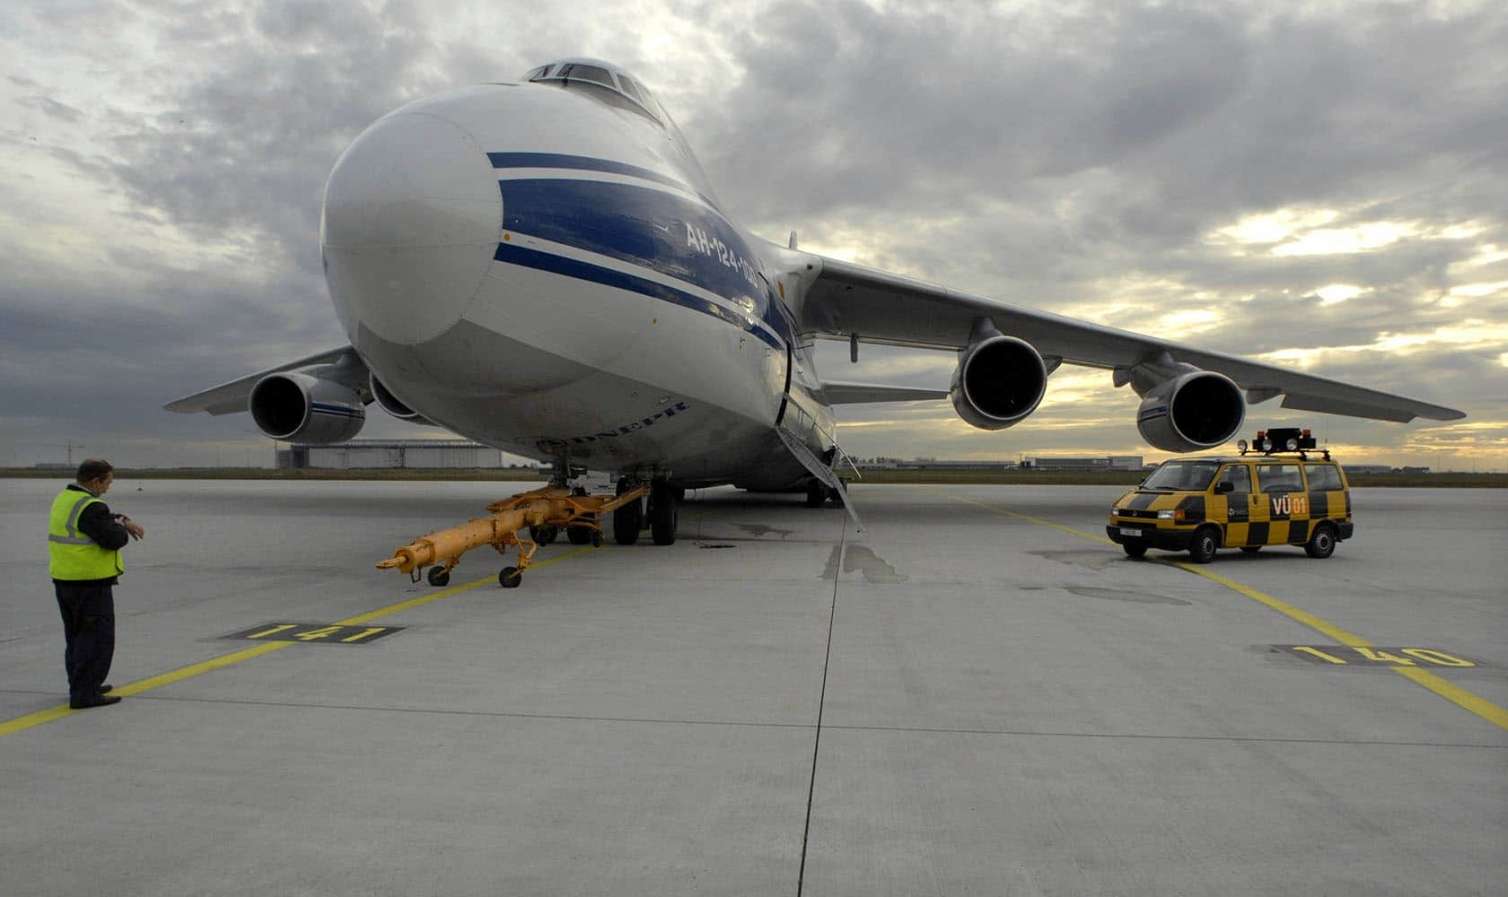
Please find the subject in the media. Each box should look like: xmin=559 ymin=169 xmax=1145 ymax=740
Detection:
xmin=321 ymin=110 xmax=500 ymax=345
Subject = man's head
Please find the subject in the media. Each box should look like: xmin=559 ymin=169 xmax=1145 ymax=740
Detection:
xmin=76 ymin=459 xmax=114 ymax=496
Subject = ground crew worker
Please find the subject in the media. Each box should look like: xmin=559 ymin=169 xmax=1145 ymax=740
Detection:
xmin=48 ymin=459 xmax=144 ymax=709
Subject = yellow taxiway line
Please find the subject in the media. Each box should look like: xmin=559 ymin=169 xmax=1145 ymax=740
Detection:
xmin=0 ymin=546 xmax=596 ymax=738
xmin=954 ymin=495 xmax=1508 ymax=732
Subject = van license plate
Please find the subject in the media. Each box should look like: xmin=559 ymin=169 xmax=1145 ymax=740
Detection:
xmin=1120 ymin=527 xmax=1143 ymax=537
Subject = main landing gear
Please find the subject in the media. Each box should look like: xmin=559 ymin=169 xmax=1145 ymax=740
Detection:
xmin=805 ymin=479 xmax=845 ymax=508
xmin=375 ymin=478 xmax=683 ymax=590
xmin=612 ymin=478 xmax=680 ymax=546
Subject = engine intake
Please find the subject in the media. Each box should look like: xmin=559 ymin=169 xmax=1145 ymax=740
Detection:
xmin=370 ymin=373 xmax=428 ymax=422
xmin=951 ymin=334 xmax=1049 ymax=431
xmin=1136 ymin=370 xmax=1245 ymax=452
xmin=249 ymin=370 xmax=365 ymax=444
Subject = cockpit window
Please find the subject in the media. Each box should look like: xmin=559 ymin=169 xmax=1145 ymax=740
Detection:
xmin=617 ymin=74 xmax=644 ymax=103
xmin=558 ymin=63 xmax=615 ymax=89
xmin=523 ymin=59 xmax=664 ymax=124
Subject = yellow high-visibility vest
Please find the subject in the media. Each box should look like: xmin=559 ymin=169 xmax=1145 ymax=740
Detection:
xmin=47 ymin=487 xmax=124 ymax=581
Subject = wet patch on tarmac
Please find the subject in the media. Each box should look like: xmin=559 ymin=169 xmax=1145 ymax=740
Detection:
xmin=1064 ymin=586 xmax=1191 ymax=606
xmin=734 ymin=523 xmax=796 ymax=539
xmin=822 ymin=544 xmax=908 ymax=583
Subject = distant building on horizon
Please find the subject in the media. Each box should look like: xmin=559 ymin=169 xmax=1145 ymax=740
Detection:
xmin=1022 ymin=455 xmax=1144 ymax=471
xmin=275 ymin=440 xmax=518 ymax=470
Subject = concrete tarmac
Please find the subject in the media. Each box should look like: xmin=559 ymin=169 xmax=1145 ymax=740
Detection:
xmin=1 ymin=479 xmax=1504 ymax=896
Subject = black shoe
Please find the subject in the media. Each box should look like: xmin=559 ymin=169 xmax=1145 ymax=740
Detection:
xmin=97 ymin=683 xmax=114 ymax=694
xmin=70 ymin=694 xmax=122 ymax=710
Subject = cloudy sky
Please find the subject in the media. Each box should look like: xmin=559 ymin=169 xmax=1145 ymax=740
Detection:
xmin=2 ymin=0 xmax=1505 ymax=470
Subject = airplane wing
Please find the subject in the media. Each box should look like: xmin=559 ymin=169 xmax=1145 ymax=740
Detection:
xmin=163 ymin=346 xmax=366 ymax=415
xmin=815 ymin=381 xmax=949 ymax=405
xmin=798 ymin=255 xmax=1465 ymax=423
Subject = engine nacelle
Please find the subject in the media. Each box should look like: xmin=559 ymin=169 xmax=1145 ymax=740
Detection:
xmin=370 ymin=373 xmax=430 ymax=423
xmin=950 ymin=335 xmax=1049 ymax=431
xmin=1136 ymin=370 xmax=1245 ymax=452
xmin=249 ymin=370 xmax=365 ymax=444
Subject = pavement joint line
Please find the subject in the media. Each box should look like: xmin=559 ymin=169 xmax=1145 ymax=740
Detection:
xmin=796 ymin=509 xmax=848 ymax=897
xmin=953 ymin=494 xmax=1508 ymax=733
xmin=0 ymin=546 xmax=596 ymax=738
xmin=2 ymin=686 xmax=1501 ymax=749
xmin=94 ymin=693 xmax=822 ymax=730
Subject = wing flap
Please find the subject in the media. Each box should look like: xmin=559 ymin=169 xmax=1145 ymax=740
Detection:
xmin=800 ymin=255 xmax=1464 ymax=423
xmin=817 ymin=381 xmax=949 ymax=405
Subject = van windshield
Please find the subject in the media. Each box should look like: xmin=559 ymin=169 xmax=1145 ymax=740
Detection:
xmin=1141 ymin=460 xmax=1221 ymax=492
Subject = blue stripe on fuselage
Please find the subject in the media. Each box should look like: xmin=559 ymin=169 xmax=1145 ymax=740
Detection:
xmin=494 ymin=241 xmax=784 ymax=351
xmin=495 ymin=176 xmax=794 ymax=347
xmin=487 ymin=152 xmax=716 ymax=206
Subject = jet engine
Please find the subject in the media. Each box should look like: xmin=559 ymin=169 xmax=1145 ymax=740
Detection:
xmin=370 ymin=373 xmax=430 ymax=423
xmin=950 ymin=330 xmax=1050 ymax=431
xmin=249 ymin=370 xmax=365 ymax=443
xmin=1133 ymin=366 xmax=1245 ymax=453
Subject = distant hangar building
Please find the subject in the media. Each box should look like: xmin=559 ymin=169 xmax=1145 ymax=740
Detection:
xmin=1023 ymin=455 xmax=1145 ymax=470
xmin=276 ymin=440 xmax=511 ymax=470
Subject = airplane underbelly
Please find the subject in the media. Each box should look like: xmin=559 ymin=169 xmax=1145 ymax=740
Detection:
xmin=355 ymin=262 xmax=788 ymax=477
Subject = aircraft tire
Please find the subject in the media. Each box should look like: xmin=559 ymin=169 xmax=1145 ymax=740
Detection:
xmin=531 ymin=525 xmax=559 ymax=546
xmin=427 ymin=566 xmax=451 ymax=587
xmin=650 ymin=482 xmax=678 ymax=546
xmin=499 ymin=566 xmax=522 ymax=589
xmin=614 ymin=497 xmax=643 ymax=545
xmin=805 ymin=481 xmax=826 ymax=508
xmin=567 ymin=525 xmax=593 ymax=545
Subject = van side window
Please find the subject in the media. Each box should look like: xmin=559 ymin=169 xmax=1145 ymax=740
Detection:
xmin=1257 ymin=464 xmax=1304 ymax=493
xmin=1217 ymin=464 xmax=1251 ymax=494
xmin=1307 ymin=464 xmax=1342 ymax=491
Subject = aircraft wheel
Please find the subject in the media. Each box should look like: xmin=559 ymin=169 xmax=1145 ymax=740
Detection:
xmin=426 ymin=566 xmax=451 ymax=587
xmin=614 ymin=496 xmax=643 ymax=545
xmin=1188 ymin=527 xmax=1220 ymax=564
xmin=591 ymin=529 xmax=603 ymax=547
xmin=650 ymin=482 xmax=678 ymax=546
xmin=805 ymin=481 xmax=826 ymax=508
xmin=530 ymin=524 xmax=559 ymax=546
xmin=567 ymin=525 xmax=593 ymax=545
xmin=1304 ymin=523 xmax=1337 ymax=559
xmin=499 ymin=566 xmax=522 ymax=589
xmin=1122 ymin=541 xmax=1147 ymax=559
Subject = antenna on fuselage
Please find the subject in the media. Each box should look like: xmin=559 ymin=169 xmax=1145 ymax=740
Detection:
xmin=788 ymin=231 xmax=798 ymax=250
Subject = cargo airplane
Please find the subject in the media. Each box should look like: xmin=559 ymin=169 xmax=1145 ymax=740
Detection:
xmin=167 ymin=58 xmax=1464 ymax=579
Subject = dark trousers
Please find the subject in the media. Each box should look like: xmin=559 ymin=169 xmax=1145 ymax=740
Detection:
xmin=54 ymin=581 xmax=115 ymax=701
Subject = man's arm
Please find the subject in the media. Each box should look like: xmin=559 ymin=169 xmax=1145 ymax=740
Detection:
xmin=76 ymin=501 xmax=131 ymax=550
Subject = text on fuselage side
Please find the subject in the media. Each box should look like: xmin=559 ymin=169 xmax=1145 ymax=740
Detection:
xmin=535 ymin=401 xmax=690 ymax=449
xmin=685 ymin=223 xmax=759 ymax=290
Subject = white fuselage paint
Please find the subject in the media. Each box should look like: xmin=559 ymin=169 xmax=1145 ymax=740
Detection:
xmin=320 ymin=81 xmax=835 ymax=489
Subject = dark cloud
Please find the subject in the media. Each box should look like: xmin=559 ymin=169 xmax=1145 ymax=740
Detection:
xmin=2 ymin=0 xmax=1505 ymax=469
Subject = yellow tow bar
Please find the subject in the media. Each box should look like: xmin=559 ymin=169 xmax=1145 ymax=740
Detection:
xmin=376 ymin=484 xmax=648 ymax=588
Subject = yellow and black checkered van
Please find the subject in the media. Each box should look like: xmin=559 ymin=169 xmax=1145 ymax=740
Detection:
xmin=1106 ymin=452 xmax=1353 ymax=563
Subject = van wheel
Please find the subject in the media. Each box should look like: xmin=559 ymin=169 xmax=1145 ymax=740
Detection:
xmin=1122 ymin=541 xmax=1148 ymax=559
xmin=1305 ymin=523 xmax=1337 ymax=559
xmin=1188 ymin=527 xmax=1220 ymax=564
xmin=1240 ymin=546 xmax=1261 ymax=554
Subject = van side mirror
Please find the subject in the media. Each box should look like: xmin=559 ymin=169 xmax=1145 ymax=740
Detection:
xmin=1214 ymin=481 xmax=1234 ymax=494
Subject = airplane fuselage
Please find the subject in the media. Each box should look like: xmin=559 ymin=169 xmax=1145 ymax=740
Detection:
xmin=321 ymin=75 xmax=834 ymax=489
